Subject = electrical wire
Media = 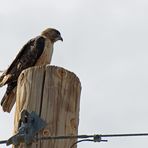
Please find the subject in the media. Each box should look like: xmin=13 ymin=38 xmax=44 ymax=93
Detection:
xmin=101 ymin=133 xmax=148 ymax=137
xmin=0 ymin=140 xmax=7 ymax=144
xmin=70 ymin=139 xmax=94 ymax=148
xmin=1 ymin=132 xmax=148 ymax=146
xmin=35 ymin=133 xmax=148 ymax=141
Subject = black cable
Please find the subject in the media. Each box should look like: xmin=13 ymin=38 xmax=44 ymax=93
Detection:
xmin=101 ymin=133 xmax=148 ymax=137
xmin=70 ymin=139 xmax=94 ymax=148
xmin=1 ymin=132 xmax=148 ymax=145
xmin=36 ymin=133 xmax=148 ymax=141
xmin=36 ymin=135 xmax=94 ymax=141
xmin=0 ymin=140 xmax=7 ymax=144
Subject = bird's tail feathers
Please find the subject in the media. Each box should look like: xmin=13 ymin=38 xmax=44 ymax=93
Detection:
xmin=0 ymin=74 xmax=5 ymax=87
xmin=1 ymin=88 xmax=16 ymax=112
xmin=0 ymin=74 xmax=11 ymax=87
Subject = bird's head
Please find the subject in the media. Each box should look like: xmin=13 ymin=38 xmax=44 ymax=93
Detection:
xmin=41 ymin=28 xmax=63 ymax=43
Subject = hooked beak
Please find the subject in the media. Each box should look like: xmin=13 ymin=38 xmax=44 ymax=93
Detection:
xmin=56 ymin=35 xmax=63 ymax=42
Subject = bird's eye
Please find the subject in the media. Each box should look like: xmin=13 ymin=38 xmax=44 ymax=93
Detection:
xmin=56 ymin=31 xmax=60 ymax=36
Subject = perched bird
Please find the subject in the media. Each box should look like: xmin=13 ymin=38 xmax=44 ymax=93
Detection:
xmin=0 ymin=28 xmax=63 ymax=112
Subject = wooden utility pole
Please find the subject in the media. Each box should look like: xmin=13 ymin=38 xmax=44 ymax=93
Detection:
xmin=13 ymin=65 xmax=81 ymax=148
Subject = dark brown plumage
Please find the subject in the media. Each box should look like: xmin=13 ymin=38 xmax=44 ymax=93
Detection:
xmin=0 ymin=28 xmax=63 ymax=112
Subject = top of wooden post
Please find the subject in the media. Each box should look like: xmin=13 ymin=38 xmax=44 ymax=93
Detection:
xmin=14 ymin=65 xmax=81 ymax=148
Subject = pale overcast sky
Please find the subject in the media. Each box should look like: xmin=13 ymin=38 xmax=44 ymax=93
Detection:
xmin=1 ymin=0 xmax=148 ymax=148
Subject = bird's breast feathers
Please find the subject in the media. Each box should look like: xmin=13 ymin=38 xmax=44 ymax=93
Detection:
xmin=35 ymin=38 xmax=53 ymax=66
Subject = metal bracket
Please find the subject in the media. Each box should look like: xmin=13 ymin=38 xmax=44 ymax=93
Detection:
xmin=7 ymin=110 xmax=46 ymax=146
xmin=93 ymin=135 xmax=108 ymax=142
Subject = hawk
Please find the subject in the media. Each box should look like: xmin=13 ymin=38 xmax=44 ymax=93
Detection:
xmin=0 ymin=28 xmax=63 ymax=112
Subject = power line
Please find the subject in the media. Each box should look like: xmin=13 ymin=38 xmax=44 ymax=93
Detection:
xmin=101 ymin=133 xmax=148 ymax=137
xmin=2 ymin=111 xmax=148 ymax=146
xmin=70 ymin=139 xmax=94 ymax=148
xmin=0 ymin=140 xmax=7 ymax=144
xmin=35 ymin=133 xmax=148 ymax=141
xmin=1 ymin=133 xmax=148 ymax=146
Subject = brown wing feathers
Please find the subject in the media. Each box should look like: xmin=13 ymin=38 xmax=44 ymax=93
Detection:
xmin=0 ymin=36 xmax=45 ymax=111
xmin=0 ymin=36 xmax=45 ymax=85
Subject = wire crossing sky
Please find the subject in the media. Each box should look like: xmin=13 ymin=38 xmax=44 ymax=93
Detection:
xmin=1 ymin=133 xmax=148 ymax=147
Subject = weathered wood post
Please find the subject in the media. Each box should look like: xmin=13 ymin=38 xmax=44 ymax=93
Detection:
xmin=13 ymin=65 xmax=81 ymax=148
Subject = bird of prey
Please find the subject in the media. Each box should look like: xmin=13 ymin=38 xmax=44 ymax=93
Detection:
xmin=0 ymin=28 xmax=63 ymax=112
